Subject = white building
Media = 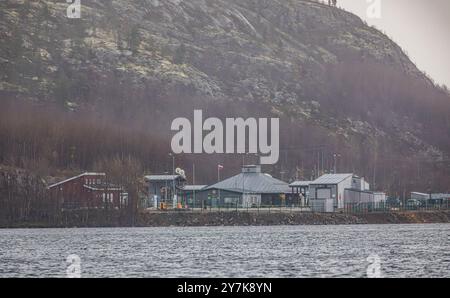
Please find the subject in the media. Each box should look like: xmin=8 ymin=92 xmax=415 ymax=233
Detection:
xmin=351 ymin=176 xmax=370 ymax=191
xmin=344 ymin=189 xmax=386 ymax=205
xmin=308 ymin=173 xmax=386 ymax=212
xmin=309 ymin=174 xmax=357 ymax=210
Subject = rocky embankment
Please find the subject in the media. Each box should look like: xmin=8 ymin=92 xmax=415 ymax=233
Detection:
xmin=4 ymin=210 xmax=450 ymax=228
xmin=137 ymin=210 xmax=450 ymax=227
xmin=3 ymin=210 xmax=449 ymax=228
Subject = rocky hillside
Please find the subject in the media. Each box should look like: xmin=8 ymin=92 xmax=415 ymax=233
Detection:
xmin=1 ymin=0 xmax=450 ymax=192
xmin=1 ymin=0 xmax=428 ymax=101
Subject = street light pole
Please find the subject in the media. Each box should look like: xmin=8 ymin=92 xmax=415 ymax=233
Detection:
xmin=169 ymin=153 xmax=175 ymax=207
xmin=164 ymin=171 xmax=169 ymax=208
xmin=333 ymin=153 xmax=341 ymax=174
xmin=193 ymin=163 xmax=196 ymax=210
xmin=217 ymin=165 xmax=221 ymax=208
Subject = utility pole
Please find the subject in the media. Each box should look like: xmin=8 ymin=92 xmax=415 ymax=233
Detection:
xmin=164 ymin=171 xmax=169 ymax=207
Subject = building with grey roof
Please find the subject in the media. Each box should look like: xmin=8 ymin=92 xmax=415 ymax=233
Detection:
xmin=205 ymin=165 xmax=292 ymax=207
xmin=309 ymin=174 xmax=371 ymax=210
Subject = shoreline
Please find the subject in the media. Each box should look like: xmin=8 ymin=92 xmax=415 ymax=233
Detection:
xmin=1 ymin=210 xmax=449 ymax=229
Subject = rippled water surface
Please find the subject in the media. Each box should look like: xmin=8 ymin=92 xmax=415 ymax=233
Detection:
xmin=0 ymin=224 xmax=448 ymax=277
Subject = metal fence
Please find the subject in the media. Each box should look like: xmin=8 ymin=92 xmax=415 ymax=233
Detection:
xmin=147 ymin=200 xmax=450 ymax=214
xmin=344 ymin=200 xmax=450 ymax=214
xmin=180 ymin=204 xmax=312 ymax=213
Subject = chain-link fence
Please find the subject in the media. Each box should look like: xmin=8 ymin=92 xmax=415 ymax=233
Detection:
xmin=180 ymin=204 xmax=311 ymax=213
xmin=144 ymin=199 xmax=450 ymax=214
xmin=344 ymin=200 xmax=450 ymax=214
xmin=147 ymin=199 xmax=450 ymax=214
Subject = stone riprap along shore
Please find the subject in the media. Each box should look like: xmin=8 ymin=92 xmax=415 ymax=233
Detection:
xmin=1 ymin=210 xmax=449 ymax=228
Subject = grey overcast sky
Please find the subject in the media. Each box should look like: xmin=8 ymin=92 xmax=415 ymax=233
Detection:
xmin=338 ymin=0 xmax=450 ymax=87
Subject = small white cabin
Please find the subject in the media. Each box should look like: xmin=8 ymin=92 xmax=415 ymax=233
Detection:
xmin=309 ymin=174 xmax=355 ymax=209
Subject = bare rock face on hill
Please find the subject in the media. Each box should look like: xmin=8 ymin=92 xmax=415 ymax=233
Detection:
xmin=1 ymin=0 xmax=450 ymax=191
xmin=0 ymin=0 xmax=425 ymax=99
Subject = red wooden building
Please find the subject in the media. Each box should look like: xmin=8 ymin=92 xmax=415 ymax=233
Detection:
xmin=48 ymin=172 xmax=128 ymax=210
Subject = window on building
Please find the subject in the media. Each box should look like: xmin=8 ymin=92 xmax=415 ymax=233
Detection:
xmin=102 ymin=193 xmax=114 ymax=204
xmin=120 ymin=194 xmax=129 ymax=207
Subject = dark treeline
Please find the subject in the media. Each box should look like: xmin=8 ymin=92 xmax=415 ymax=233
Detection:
xmin=0 ymin=167 xmax=50 ymax=226
xmin=1 ymin=70 xmax=450 ymax=201
xmin=0 ymin=100 xmax=167 ymax=176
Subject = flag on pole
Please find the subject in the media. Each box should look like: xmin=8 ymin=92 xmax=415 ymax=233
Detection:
xmin=218 ymin=164 xmax=224 ymax=170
